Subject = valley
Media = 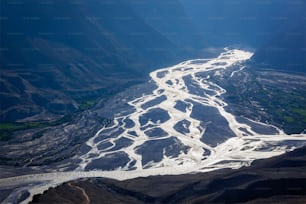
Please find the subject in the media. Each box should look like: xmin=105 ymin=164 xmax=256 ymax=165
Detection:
xmin=1 ymin=1 xmax=306 ymax=203
xmin=1 ymin=49 xmax=306 ymax=203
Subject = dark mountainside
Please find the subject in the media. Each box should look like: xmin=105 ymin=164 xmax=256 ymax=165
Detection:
xmin=180 ymin=0 xmax=306 ymax=73
xmin=250 ymin=0 xmax=306 ymax=71
xmin=1 ymin=0 xmax=305 ymax=123
xmin=179 ymin=0 xmax=306 ymax=48
xmin=0 ymin=0 xmax=184 ymax=122
xmin=251 ymin=20 xmax=306 ymax=73
xmin=129 ymin=0 xmax=206 ymax=51
xmin=31 ymin=146 xmax=306 ymax=204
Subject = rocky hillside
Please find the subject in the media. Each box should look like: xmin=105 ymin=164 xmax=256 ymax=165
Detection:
xmin=0 ymin=0 xmax=185 ymax=122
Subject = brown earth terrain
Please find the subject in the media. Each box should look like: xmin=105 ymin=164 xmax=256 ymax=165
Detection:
xmin=31 ymin=146 xmax=306 ymax=204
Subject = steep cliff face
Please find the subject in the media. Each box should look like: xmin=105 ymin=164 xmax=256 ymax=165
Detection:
xmin=0 ymin=0 xmax=181 ymax=121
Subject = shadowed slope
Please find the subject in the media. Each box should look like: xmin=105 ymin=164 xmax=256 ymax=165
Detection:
xmin=0 ymin=0 xmax=180 ymax=122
